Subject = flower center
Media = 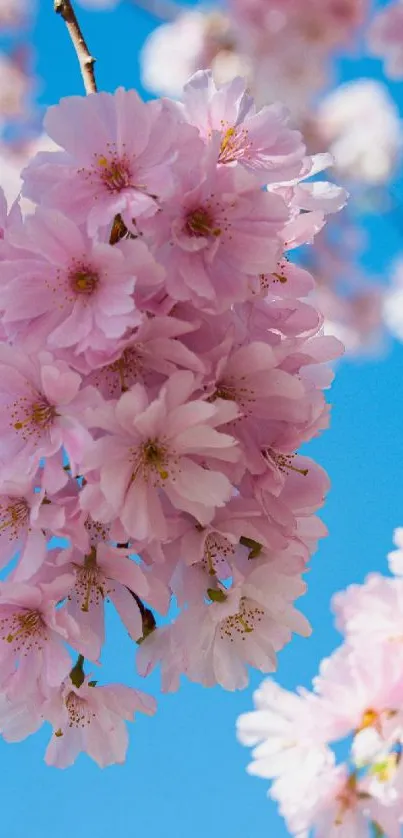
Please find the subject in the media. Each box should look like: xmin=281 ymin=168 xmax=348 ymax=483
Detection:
xmin=219 ymin=597 xmax=264 ymax=641
xmin=11 ymin=392 xmax=56 ymax=440
xmin=0 ymin=608 xmax=47 ymax=651
xmin=31 ymin=397 xmax=56 ymax=428
xmin=84 ymin=517 xmax=110 ymax=546
xmin=266 ymin=450 xmax=309 ymax=477
xmin=69 ymin=265 xmax=99 ymax=296
xmin=97 ymin=152 xmax=133 ymax=193
xmin=185 ymin=207 xmax=221 ymax=238
xmin=203 ymin=532 xmax=234 ymax=577
xmin=0 ymin=497 xmax=30 ymax=538
xmin=104 ymin=347 xmax=143 ymax=395
xmin=218 ymin=125 xmax=250 ymax=164
xmin=73 ymin=559 xmax=106 ymax=613
xmin=66 ymin=691 xmax=96 ymax=728
xmin=130 ymin=438 xmax=172 ymax=485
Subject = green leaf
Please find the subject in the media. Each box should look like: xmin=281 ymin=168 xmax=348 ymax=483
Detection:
xmin=207 ymin=587 xmax=227 ymax=603
xmin=240 ymin=536 xmax=262 ymax=559
xmin=70 ymin=654 xmax=85 ymax=688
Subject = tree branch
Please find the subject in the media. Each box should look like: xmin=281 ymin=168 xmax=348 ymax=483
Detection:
xmin=54 ymin=0 xmax=97 ymax=95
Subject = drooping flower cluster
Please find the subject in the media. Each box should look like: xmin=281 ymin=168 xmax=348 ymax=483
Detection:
xmin=0 ymin=69 xmax=344 ymax=766
xmin=237 ymin=527 xmax=403 ymax=837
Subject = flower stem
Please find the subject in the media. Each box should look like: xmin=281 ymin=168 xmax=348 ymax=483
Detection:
xmin=54 ymin=0 xmax=97 ymax=94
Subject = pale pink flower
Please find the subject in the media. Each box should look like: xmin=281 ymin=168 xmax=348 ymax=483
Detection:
xmin=287 ymin=764 xmax=374 ymax=837
xmin=312 ymin=645 xmax=403 ymax=743
xmin=0 ymin=576 xmax=81 ymax=699
xmin=0 ymin=470 xmax=65 ymax=580
xmin=82 ymin=371 xmax=240 ymax=541
xmin=182 ymin=70 xmax=306 ymax=182
xmin=22 ymin=89 xmax=192 ymax=234
xmin=53 ymin=543 xmax=150 ymax=659
xmin=140 ymin=560 xmax=310 ymax=691
xmin=333 ymin=573 xmax=403 ymax=650
xmin=237 ymin=678 xmax=334 ymax=821
xmin=139 ymin=159 xmax=288 ymax=311
xmin=205 ymin=338 xmax=306 ymax=420
xmin=85 ymin=313 xmax=204 ymax=395
xmin=0 ymin=208 xmax=144 ymax=358
xmin=0 ymin=345 xmax=97 ymax=474
xmin=44 ymin=677 xmax=156 ymax=768
xmin=369 ymin=1 xmax=403 ymax=79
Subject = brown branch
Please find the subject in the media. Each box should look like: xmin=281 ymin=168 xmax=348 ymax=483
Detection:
xmin=54 ymin=0 xmax=97 ymax=94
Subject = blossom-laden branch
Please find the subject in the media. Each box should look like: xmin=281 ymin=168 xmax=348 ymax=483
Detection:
xmin=54 ymin=0 xmax=97 ymax=94
xmin=0 ymin=68 xmax=346 ymax=768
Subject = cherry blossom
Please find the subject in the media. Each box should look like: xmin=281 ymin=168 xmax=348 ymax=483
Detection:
xmin=237 ymin=529 xmax=403 ymax=835
xmin=0 ymin=72 xmax=344 ymax=768
xmin=44 ymin=677 xmax=156 ymax=768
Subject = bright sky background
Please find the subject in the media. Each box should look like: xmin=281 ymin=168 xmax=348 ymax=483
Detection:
xmin=1 ymin=1 xmax=403 ymax=836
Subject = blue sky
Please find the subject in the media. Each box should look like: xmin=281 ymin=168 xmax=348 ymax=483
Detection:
xmin=1 ymin=1 xmax=403 ymax=836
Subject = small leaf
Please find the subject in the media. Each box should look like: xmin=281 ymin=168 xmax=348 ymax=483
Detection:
xmin=240 ymin=536 xmax=262 ymax=559
xmin=207 ymin=587 xmax=227 ymax=603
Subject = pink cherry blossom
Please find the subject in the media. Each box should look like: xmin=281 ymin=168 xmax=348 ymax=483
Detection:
xmin=0 ymin=208 xmax=145 ymax=359
xmin=138 ymin=558 xmax=310 ymax=691
xmin=182 ymin=70 xmax=306 ymax=182
xmin=44 ymin=677 xmax=156 ymax=768
xmin=52 ymin=542 xmax=150 ymax=660
xmin=82 ymin=371 xmax=240 ymax=541
xmin=0 ymin=576 xmax=81 ymax=700
xmin=0 ymin=345 xmax=97 ymax=474
xmin=0 ymin=470 xmax=65 ymax=580
xmin=21 ymin=89 xmax=198 ymax=234
xmin=0 ymin=67 xmax=348 ymax=769
xmin=139 ymin=159 xmax=289 ymax=311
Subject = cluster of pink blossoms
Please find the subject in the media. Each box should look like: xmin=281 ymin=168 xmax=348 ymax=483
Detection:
xmin=237 ymin=528 xmax=403 ymax=837
xmin=0 ymin=70 xmax=344 ymax=767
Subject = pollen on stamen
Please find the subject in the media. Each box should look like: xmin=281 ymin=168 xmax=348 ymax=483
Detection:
xmin=219 ymin=597 xmax=264 ymax=642
xmin=267 ymin=449 xmax=309 ymax=477
xmin=66 ymin=692 xmax=96 ymax=729
xmin=130 ymin=437 xmax=176 ymax=487
xmin=0 ymin=497 xmax=30 ymax=540
xmin=11 ymin=393 xmax=56 ymax=441
xmin=218 ymin=125 xmax=251 ymax=164
xmin=0 ymin=608 xmax=47 ymax=654
xmin=95 ymin=148 xmax=134 ymax=194
xmin=185 ymin=206 xmax=221 ymax=238
xmin=202 ymin=532 xmax=235 ymax=577
xmin=79 ymin=142 xmax=136 ymax=195
xmin=69 ymin=262 xmax=99 ymax=296
xmin=73 ymin=563 xmax=107 ymax=613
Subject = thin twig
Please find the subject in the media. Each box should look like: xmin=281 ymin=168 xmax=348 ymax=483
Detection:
xmin=54 ymin=0 xmax=97 ymax=94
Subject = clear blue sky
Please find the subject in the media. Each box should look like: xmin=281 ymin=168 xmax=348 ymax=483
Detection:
xmin=1 ymin=2 xmax=403 ymax=836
